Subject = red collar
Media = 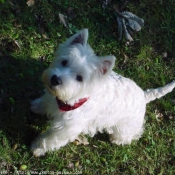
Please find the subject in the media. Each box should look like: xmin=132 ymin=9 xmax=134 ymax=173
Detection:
xmin=56 ymin=97 xmax=88 ymax=112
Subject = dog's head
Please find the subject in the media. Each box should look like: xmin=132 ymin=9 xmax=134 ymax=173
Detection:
xmin=42 ymin=29 xmax=116 ymax=105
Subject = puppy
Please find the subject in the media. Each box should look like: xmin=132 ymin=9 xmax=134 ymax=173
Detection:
xmin=31 ymin=29 xmax=175 ymax=156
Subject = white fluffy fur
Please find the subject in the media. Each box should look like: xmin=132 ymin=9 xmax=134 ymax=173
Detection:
xmin=30 ymin=29 xmax=175 ymax=157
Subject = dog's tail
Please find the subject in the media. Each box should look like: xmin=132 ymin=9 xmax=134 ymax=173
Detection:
xmin=144 ymin=81 xmax=175 ymax=103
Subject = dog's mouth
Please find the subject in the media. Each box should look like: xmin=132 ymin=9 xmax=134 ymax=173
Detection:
xmin=56 ymin=96 xmax=89 ymax=112
xmin=43 ymin=77 xmax=89 ymax=112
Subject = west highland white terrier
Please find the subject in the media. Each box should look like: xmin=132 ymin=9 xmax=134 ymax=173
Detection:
xmin=31 ymin=29 xmax=175 ymax=157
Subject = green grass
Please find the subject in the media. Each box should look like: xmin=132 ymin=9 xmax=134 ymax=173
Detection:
xmin=0 ymin=0 xmax=175 ymax=174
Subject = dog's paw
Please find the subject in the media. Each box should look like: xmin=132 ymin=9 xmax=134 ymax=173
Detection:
xmin=30 ymin=98 xmax=45 ymax=115
xmin=31 ymin=140 xmax=46 ymax=157
xmin=32 ymin=148 xmax=46 ymax=157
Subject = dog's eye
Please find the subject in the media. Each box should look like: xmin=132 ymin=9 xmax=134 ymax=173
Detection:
xmin=76 ymin=75 xmax=83 ymax=82
xmin=61 ymin=60 xmax=68 ymax=67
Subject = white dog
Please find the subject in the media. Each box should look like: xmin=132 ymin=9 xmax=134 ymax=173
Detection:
xmin=31 ymin=29 xmax=175 ymax=157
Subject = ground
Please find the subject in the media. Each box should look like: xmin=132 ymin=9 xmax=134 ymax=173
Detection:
xmin=0 ymin=0 xmax=175 ymax=174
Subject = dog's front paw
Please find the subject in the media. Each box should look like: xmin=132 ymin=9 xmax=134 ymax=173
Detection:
xmin=32 ymin=148 xmax=46 ymax=157
xmin=31 ymin=140 xmax=46 ymax=157
xmin=30 ymin=98 xmax=45 ymax=115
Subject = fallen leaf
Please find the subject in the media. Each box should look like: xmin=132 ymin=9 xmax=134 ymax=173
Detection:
xmin=75 ymin=161 xmax=79 ymax=167
xmin=14 ymin=40 xmax=21 ymax=50
xmin=162 ymin=52 xmax=168 ymax=58
xmin=116 ymin=16 xmax=123 ymax=40
xmin=74 ymin=135 xmax=89 ymax=146
xmin=123 ymin=54 xmax=128 ymax=64
xmin=115 ymin=10 xmax=144 ymax=41
xmin=12 ymin=143 xmax=18 ymax=151
xmin=168 ymin=116 xmax=173 ymax=120
xmin=67 ymin=162 xmax=74 ymax=169
xmin=122 ymin=18 xmax=133 ymax=41
xmin=155 ymin=109 xmax=163 ymax=121
xmin=58 ymin=13 xmax=69 ymax=28
xmin=122 ymin=11 xmax=144 ymax=30
xmin=93 ymin=145 xmax=98 ymax=148
xmin=42 ymin=33 xmax=49 ymax=39
xmin=27 ymin=0 xmax=35 ymax=7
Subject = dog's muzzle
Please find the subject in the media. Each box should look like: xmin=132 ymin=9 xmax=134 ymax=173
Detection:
xmin=51 ymin=75 xmax=62 ymax=86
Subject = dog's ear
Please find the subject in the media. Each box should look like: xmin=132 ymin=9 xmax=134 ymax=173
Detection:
xmin=67 ymin=29 xmax=88 ymax=46
xmin=98 ymin=56 xmax=116 ymax=76
xmin=55 ymin=29 xmax=89 ymax=57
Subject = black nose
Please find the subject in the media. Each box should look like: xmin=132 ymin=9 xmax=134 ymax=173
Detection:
xmin=51 ymin=75 xmax=62 ymax=86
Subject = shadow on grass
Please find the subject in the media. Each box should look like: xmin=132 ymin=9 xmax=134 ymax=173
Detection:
xmin=0 ymin=55 xmax=48 ymax=149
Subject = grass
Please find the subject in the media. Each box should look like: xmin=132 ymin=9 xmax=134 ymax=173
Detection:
xmin=0 ymin=0 xmax=175 ymax=174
